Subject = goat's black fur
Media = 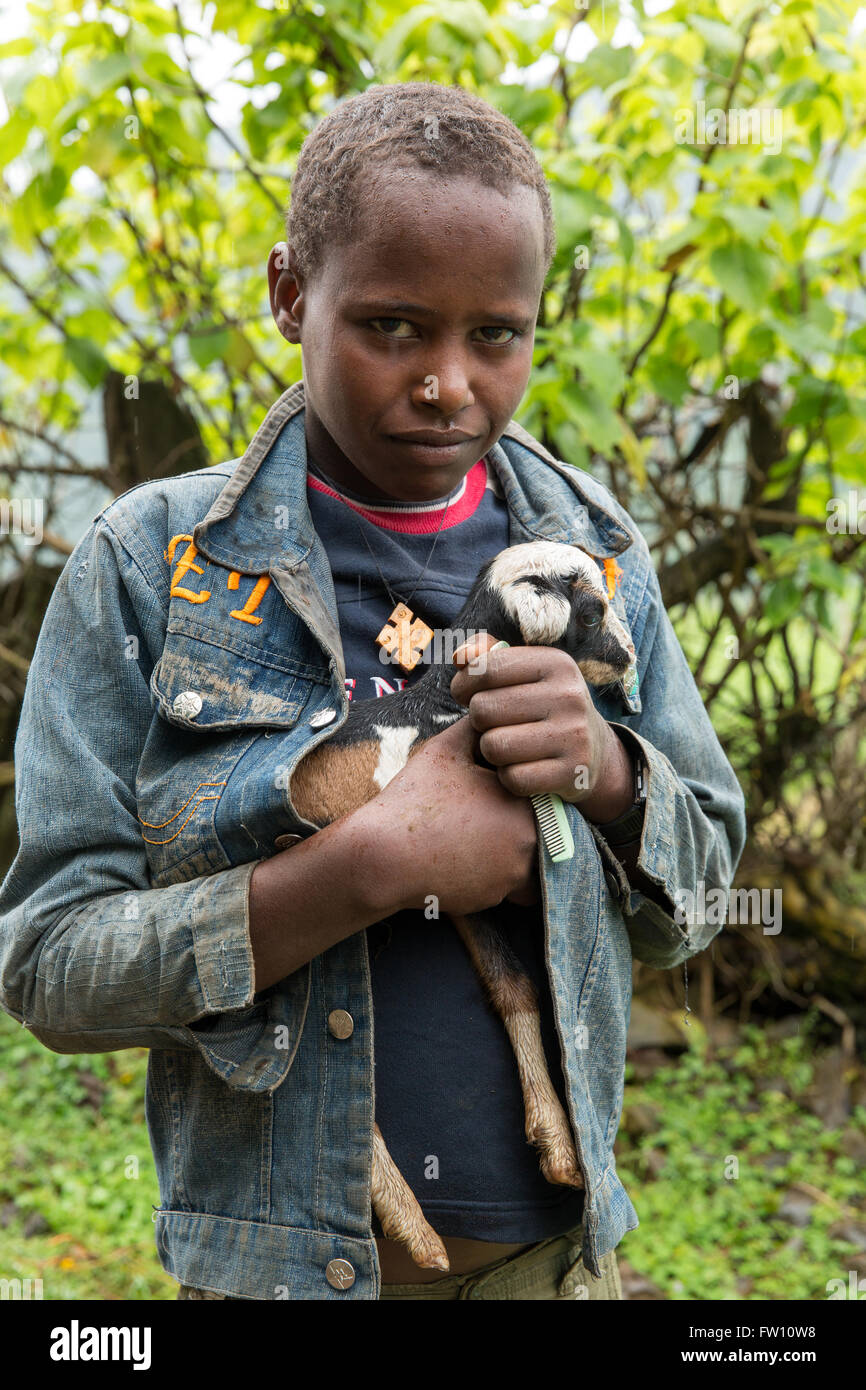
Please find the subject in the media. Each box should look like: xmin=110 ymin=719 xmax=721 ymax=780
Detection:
xmin=327 ymin=541 xmax=634 ymax=747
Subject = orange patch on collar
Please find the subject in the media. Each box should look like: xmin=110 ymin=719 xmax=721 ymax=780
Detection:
xmin=602 ymin=557 xmax=624 ymax=602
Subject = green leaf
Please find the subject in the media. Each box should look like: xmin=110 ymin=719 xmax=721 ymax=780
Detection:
xmin=549 ymin=184 xmax=609 ymax=259
xmin=489 ymin=84 xmax=562 ymax=135
xmin=151 ymin=106 xmax=205 ymax=162
xmin=224 ymin=329 xmax=255 ymax=374
xmin=560 ymin=382 xmax=623 ymax=455
xmin=572 ymin=346 xmax=625 ymax=403
xmin=806 ymin=554 xmax=847 ymax=597
xmin=188 ymin=326 xmax=231 ymax=369
xmin=0 ymin=37 xmax=35 ymax=58
xmin=718 ymin=204 xmax=774 ymax=245
xmin=776 ymin=78 xmax=820 ymax=108
xmin=764 ymin=578 xmax=803 ymax=627
xmin=373 ymin=3 xmax=436 ymax=70
xmin=690 ymin=14 xmax=745 ymax=57
xmin=0 ymin=111 xmax=32 ymax=164
xmin=82 ymin=52 xmax=133 ymax=98
xmin=34 ymin=164 xmax=68 ymax=210
xmin=683 ymin=319 xmax=720 ymax=358
xmin=65 ymin=337 xmax=110 ymax=388
xmin=619 ymin=421 xmax=648 ymax=487
xmin=709 ymin=243 xmax=773 ymax=312
xmin=645 ymin=356 xmax=691 ymax=405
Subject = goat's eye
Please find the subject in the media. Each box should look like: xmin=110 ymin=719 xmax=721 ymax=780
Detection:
xmin=579 ymin=612 xmax=602 ymax=629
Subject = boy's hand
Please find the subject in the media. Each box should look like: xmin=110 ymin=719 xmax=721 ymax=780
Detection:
xmin=360 ymin=714 xmax=541 ymax=914
xmin=450 ymin=634 xmax=635 ymax=824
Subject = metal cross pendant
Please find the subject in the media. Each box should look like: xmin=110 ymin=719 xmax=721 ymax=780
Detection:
xmin=376 ymin=603 xmax=434 ymax=674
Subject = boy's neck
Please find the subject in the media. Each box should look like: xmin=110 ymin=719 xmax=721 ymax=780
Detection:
xmin=304 ymin=410 xmax=473 ymax=506
xmin=307 ymin=452 xmax=467 ymax=508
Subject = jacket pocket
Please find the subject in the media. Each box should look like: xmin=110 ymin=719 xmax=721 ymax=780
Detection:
xmin=151 ymin=614 xmax=330 ymax=733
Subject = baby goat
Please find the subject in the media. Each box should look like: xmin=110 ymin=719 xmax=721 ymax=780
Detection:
xmin=290 ymin=540 xmax=636 ymax=1272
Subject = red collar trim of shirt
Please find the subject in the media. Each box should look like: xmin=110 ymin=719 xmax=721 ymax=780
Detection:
xmin=306 ymin=458 xmax=488 ymax=534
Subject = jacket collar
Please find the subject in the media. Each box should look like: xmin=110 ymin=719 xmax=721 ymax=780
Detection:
xmin=192 ymin=380 xmax=633 ymax=573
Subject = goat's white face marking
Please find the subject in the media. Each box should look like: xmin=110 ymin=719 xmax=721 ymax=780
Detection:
xmin=372 ymin=725 xmax=419 ymax=790
xmin=432 ymin=712 xmax=463 ymax=724
xmin=486 ymin=542 xmax=607 ymax=645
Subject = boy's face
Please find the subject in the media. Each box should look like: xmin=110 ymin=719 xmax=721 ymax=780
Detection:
xmin=268 ymin=170 xmax=547 ymax=502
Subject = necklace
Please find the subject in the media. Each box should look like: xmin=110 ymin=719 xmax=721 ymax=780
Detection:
xmin=355 ymin=489 xmax=454 ymax=675
xmin=307 ymin=454 xmax=461 ymax=673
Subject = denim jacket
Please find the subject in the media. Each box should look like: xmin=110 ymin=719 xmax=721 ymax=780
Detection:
xmin=0 ymin=381 xmax=746 ymax=1298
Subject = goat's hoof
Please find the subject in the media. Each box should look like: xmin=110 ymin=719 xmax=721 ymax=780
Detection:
xmin=380 ymin=1219 xmax=449 ymax=1271
xmin=527 ymin=1116 xmax=585 ymax=1189
xmin=539 ymin=1145 xmax=585 ymax=1190
xmin=409 ymin=1233 xmax=450 ymax=1273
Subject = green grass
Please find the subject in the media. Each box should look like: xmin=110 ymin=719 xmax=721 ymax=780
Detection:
xmin=0 ymin=1008 xmax=863 ymax=1300
xmin=615 ymin=1015 xmax=866 ymax=1300
xmin=0 ymin=1013 xmax=167 ymax=1300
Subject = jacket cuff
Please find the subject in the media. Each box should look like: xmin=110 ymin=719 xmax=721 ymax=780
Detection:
xmin=594 ymin=724 xmax=703 ymax=968
xmin=182 ymin=859 xmax=312 ymax=1093
xmin=603 ymin=723 xmax=682 ymax=910
xmin=190 ymin=859 xmax=259 ymax=1012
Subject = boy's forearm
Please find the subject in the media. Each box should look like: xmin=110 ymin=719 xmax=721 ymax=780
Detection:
xmin=248 ymin=809 xmax=399 ymax=993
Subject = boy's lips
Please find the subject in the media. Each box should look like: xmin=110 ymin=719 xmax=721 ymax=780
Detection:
xmin=386 ymin=429 xmax=483 ymax=464
xmin=388 ymin=429 xmax=480 ymax=447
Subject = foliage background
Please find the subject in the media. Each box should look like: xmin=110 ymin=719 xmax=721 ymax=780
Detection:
xmin=0 ymin=0 xmax=865 ymax=1300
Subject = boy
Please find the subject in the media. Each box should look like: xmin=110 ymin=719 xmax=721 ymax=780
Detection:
xmin=0 ymin=83 xmax=746 ymax=1300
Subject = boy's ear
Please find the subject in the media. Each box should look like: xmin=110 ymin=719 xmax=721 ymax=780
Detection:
xmin=268 ymin=241 xmax=303 ymax=344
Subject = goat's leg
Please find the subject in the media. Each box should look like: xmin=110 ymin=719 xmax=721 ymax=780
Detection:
xmin=371 ymin=1122 xmax=450 ymax=1272
xmin=451 ymin=913 xmax=584 ymax=1190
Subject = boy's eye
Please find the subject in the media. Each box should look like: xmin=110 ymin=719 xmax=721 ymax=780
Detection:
xmin=473 ymin=326 xmax=517 ymax=344
xmin=370 ymin=318 xmax=416 ymax=339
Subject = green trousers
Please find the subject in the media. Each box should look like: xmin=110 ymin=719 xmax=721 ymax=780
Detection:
xmin=379 ymin=1224 xmax=621 ymax=1301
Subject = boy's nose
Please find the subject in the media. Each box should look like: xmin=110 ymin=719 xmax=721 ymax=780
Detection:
xmin=411 ymin=365 xmax=475 ymax=416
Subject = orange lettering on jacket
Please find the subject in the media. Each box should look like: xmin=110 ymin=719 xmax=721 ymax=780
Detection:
xmin=165 ymin=537 xmax=271 ymax=624
xmin=165 ymin=535 xmax=211 ymax=604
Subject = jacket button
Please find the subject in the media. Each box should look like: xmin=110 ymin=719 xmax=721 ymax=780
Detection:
xmin=604 ymin=869 xmax=622 ymax=898
xmin=325 ymin=1258 xmax=355 ymax=1290
xmin=274 ymin=833 xmax=303 ymax=851
xmin=309 ymin=708 xmax=337 ymax=728
xmin=327 ymin=1009 xmax=354 ymax=1039
xmin=173 ymin=691 xmax=203 ymax=719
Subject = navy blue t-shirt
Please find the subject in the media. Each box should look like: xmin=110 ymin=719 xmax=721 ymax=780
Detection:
xmin=306 ymin=456 xmax=585 ymax=1241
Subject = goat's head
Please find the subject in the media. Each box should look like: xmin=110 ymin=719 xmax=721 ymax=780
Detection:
xmin=474 ymin=541 xmax=635 ymax=685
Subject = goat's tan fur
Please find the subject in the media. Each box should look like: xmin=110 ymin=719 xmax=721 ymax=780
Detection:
xmin=291 ymin=729 xmax=584 ymax=1273
xmin=291 ymin=738 xmax=387 ymax=824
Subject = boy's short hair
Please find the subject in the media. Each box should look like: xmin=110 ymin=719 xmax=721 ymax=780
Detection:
xmin=286 ymin=82 xmax=555 ymax=279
